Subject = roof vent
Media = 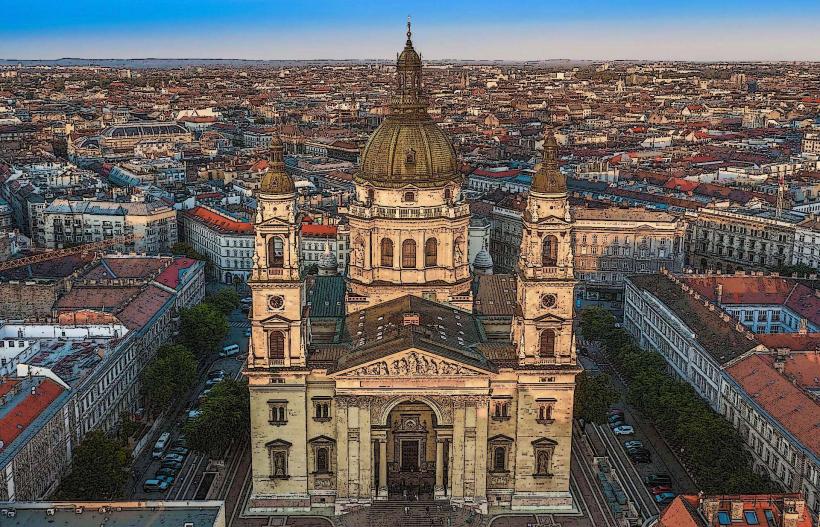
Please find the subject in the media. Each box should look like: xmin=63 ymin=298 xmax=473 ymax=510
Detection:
xmin=403 ymin=312 xmax=420 ymax=326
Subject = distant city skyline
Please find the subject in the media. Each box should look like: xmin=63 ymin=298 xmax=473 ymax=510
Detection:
xmin=2 ymin=0 xmax=820 ymax=62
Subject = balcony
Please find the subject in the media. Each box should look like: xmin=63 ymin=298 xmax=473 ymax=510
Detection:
xmin=347 ymin=202 xmax=470 ymax=220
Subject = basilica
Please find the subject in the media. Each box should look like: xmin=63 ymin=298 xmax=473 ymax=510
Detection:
xmin=244 ymin=23 xmax=580 ymax=516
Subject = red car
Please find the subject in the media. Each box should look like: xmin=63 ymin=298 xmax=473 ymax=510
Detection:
xmin=650 ymin=485 xmax=673 ymax=495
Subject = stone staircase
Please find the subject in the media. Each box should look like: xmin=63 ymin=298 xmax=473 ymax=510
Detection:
xmin=338 ymin=500 xmax=483 ymax=527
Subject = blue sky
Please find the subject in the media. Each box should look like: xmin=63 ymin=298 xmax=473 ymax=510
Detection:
xmin=2 ymin=0 xmax=819 ymax=60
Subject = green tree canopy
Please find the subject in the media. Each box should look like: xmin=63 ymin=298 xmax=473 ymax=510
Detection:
xmin=184 ymin=379 xmax=250 ymax=459
xmin=170 ymin=242 xmax=207 ymax=261
xmin=141 ymin=344 xmax=198 ymax=416
xmin=204 ymin=287 xmax=241 ymax=315
xmin=56 ymin=431 xmax=131 ymax=500
xmin=180 ymin=303 xmax=229 ymax=357
xmin=574 ymin=371 xmax=619 ymax=424
xmin=578 ymin=305 xmax=780 ymax=494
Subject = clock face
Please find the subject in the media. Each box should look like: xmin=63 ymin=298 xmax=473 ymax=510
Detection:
xmin=268 ymin=295 xmax=285 ymax=310
xmin=540 ymin=294 xmax=557 ymax=309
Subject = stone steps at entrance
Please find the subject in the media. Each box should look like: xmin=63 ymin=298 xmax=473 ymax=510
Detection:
xmin=338 ymin=500 xmax=483 ymax=527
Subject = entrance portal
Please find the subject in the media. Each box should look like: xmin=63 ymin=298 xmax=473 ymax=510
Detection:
xmin=385 ymin=401 xmax=437 ymax=500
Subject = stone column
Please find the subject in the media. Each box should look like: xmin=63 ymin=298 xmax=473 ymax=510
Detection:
xmin=474 ymin=397 xmax=489 ymax=510
xmin=378 ymin=437 xmax=388 ymax=499
xmin=451 ymin=399 xmax=466 ymax=500
xmin=434 ymin=438 xmax=445 ymax=499
xmin=358 ymin=401 xmax=371 ymax=501
xmin=336 ymin=398 xmax=350 ymax=500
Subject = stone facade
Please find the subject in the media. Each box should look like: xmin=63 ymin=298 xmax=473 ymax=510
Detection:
xmin=244 ymin=27 xmax=579 ymax=517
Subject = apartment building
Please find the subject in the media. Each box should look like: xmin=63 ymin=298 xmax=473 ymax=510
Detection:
xmin=42 ymin=199 xmax=177 ymax=253
xmin=686 ymin=207 xmax=801 ymax=273
xmin=0 ymin=255 xmax=205 ymax=501
xmin=624 ymin=272 xmax=820 ymax=517
xmin=793 ymin=215 xmax=820 ymax=270
xmin=180 ymin=205 xmax=254 ymax=284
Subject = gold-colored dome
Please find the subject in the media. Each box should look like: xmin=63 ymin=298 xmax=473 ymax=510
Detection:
xmin=531 ymin=129 xmax=566 ymax=194
xmin=357 ymin=118 xmax=458 ymax=188
xmin=355 ymin=19 xmax=458 ymax=189
xmin=260 ymin=135 xmax=295 ymax=194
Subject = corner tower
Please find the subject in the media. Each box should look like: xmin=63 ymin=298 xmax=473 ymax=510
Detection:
xmin=248 ymin=137 xmax=305 ymax=368
xmin=513 ymin=129 xmax=576 ymax=366
xmin=343 ymin=20 xmax=472 ymax=313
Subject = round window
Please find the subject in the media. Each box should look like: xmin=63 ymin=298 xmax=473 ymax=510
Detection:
xmin=269 ymin=295 xmax=285 ymax=310
xmin=540 ymin=294 xmax=557 ymax=309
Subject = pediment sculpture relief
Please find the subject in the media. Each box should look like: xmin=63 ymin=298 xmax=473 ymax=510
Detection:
xmin=342 ymin=351 xmax=480 ymax=377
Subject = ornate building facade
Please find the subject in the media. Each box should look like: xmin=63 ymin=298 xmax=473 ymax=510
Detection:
xmin=245 ymin=24 xmax=579 ymax=517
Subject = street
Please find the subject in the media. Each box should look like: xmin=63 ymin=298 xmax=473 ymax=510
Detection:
xmin=128 ymin=298 xmax=251 ymax=501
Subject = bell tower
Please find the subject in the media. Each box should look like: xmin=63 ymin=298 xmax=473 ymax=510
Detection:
xmin=248 ymin=137 xmax=305 ymax=368
xmin=513 ymin=129 xmax=576 ymax=365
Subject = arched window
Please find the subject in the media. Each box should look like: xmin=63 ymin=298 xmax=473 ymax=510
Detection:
xmin=316 ymin=447 xmax=329 ymax=473
xmin=402 ymin=239 xmax=416 ymax=268
xmin=424 ymin=238 xmax=437 ymax=267
xmin=268 ymin=236 xmax=284 ymax=267
xmin=539 ymin=329 xmax=556 ymax=358
xmin=542 ymin=235 xmax=558 ymax=266
xmin=380 ymin=238 xmax=394 ymax=267
xmin=268 ymin=331 xmax=285 ymax=359
xmin=367 ymin=188 xmax=374 ymax=202
xmin=493 ymin=446 xmax=506 ymax=471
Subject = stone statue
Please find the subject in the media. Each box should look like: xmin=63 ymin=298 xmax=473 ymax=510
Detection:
xmin=353 ymin=236 xmax=364 ymax=267
xmin=454 ymin=237 xmax=464 ymax=265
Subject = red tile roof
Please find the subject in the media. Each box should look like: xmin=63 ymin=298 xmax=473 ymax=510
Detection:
xmin=183 ymin=206 xmax=254 ymax=235
xmin=755 ymin=333 xmax=820 ymax=353
xmin=664 ymin=177 xmax=699 ymax=192
xmin=727 ymin=354 xmax=820 ymax=457
xmin=155 ymin=257 xmax=199 ymax=290
xmin=0 ymin=378 xmax=65 ymax=451
xmin=116 ymin=284 xmax=174 ymax=331
xmin=659 ymin=495 xmax=703 ymax=527
xmin=472 ymin=168 xmax=522 ymax=178
xmin=301 ymin=224 xmax=337 ymax=237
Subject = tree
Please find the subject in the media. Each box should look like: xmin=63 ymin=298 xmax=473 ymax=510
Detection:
xmin=185 ymin=379 xmax=250 ymax=458
xmin=574 ymin=371 xmax=619 ymax=424
xmin=171 ymin=242 xmax=207 ymax=261
xmin=141 ymin=344 xmax=198 ymax=416
xmin=578 ymin=307 xmax=616 ymax=343
xmin=180 ymin=304 xmax=229 ymax=357
xmin=56 ymin=431 xmax=131 ymax=500
xmin=204 ymin=287 xmax=241 ymax=315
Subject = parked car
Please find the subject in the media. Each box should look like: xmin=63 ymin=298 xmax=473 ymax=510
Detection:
xmin=609 ymin=420 xmax=625 ymax=430
xmin=219 ymin=344 xmax=240 ymax=358
xmin=607 ymin=413 xmax=624 ymax=423
xmin=608 ymin=408 xmax=624 ymax=416
xmin=155 ymin=467 xmax=177 ymax=478
xmin=645 ymin=474 xmax=673 ymax=486
xmin=170 ymin=446 xmax=189 ymax=457
xmin=207 ymin=370 xmax=225 ymax=379
xmin=205 ymin=375 xmax=224 ymax=387
xmin=623 ymin=440 xmax=643 ymax=449
xmin=156 ymin=474 xmax=175 ymax=486
xmin=629 ymin=452 xmax=651 ymax=463
xmin=163 ymin=453 xmax=185 ymax=463
xmin=161 ymin=460 xmax=183 ymax=471
xmin=143 ymin=479 xmax=169 ymax=492
xmin=654 ymin=492 xmax=677 ymax=505
xmin=187 ymin=409 xmax=202 ymax=420
xmin=650 ymin=485 xmax=673 ymax=495
xmin=244 ymin=328 xmax=252 ymax=338
xmin=613 ymin=425 xmax=634 ymax=435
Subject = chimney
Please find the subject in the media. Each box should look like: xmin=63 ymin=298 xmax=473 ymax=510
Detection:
xmin=701 ymin=498 xmax=719 ymax=524
xmin=730 ymin=501 xmax=744 ymax=521
xmin=799 ymin=318 xmax=808 ymax=335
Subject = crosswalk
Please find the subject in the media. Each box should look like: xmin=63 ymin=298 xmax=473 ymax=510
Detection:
xmin=229 ymin=320 xmax=250 ymax=328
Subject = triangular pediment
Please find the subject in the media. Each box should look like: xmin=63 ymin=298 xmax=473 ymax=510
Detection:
xmin=332 ymin=347 xmax=491 ymax=378
xmin=257 ymin=216 xmax=291 ymax=228
xmin=533 ymin=312 xmax=568 ymax=323
xmin=259 ymin=313 xmax=295 ymax=325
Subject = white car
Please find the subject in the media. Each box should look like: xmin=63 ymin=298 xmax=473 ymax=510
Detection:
xmin=613 ymin=425 xmax=635 ymax=436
